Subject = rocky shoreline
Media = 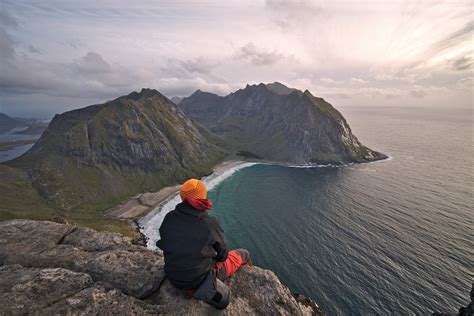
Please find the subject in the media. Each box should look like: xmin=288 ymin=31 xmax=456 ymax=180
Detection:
xmin=0 ymin=219 xmax=323 ymax=315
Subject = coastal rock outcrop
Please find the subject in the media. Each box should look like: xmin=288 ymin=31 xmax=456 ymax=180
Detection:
xmin=0 ymin=265 xmax=165 ymax=314
xmin=179 ymin=82 xmax=387 ymax=164
xmin=0 ymin=219 xmax=164 ymax=298
xmin=0 ymin=219 xmax=322 ymax=315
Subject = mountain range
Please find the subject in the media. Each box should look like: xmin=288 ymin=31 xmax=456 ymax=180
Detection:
xmin=0 ymin=82 xmax=386 ymax=234
xmin=179 ymin=82 xmax=385 ymax=163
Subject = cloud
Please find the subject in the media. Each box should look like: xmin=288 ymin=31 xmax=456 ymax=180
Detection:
xmin=349 ymin=77 xmax=367 ymax=85
xmin=28 ymin=45 xmax=41 ymax=54
xmin=451 ymin=56 xmax=472 ymax=71
xmin=1 ymin=1 xmax=473 ymax=117
xmin=60 ymin=39 xmax=84 ymax=49
xmin=0 ymin=50 xmax=150 ymax=99
xmin=178 ymin=58 xmax=217 ymax=75
xmin=334 ymin=93 xmax=350 ymax=99
xmin=372 ymin=67 xmax=432 ymax=84
xmin=429 ymin=21 xmax=474 ymax=56
xmin=265 ymin=0 xmax=323 ymax=30
xmin=384 ymin=94 xmax=398 ymax=100
xmin=0 ymin=28 xmax=15 ymax=59
xmin=162 ymin=57 xmax=221 ymax=78
xmin=309 ymin=83 xmax=404 ymax=100
xmin=237 ymin=43 xmax=284 ymax=66
xmin=0 ymin=9 xmax=17 ymax=60
xmin=74 ymin=52 xmax=111 ymax=74
xmin=0 ymin=43 xmax=231 ymax=110
xmin=457 ymin=77 xmax=473 ymax=89
xmin=320 ymin=77 xmax=344 ymax=85
xmin=0 ymin=9 xmax=18 ymax=29
xmin=410 ymin=89 xmax=427 ymax=98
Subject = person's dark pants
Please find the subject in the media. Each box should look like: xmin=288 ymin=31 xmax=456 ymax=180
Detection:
xmin=179 ymin=248 xmax=251 ymax=310
xmin=213 ymin=248 xmax=251 ymax=281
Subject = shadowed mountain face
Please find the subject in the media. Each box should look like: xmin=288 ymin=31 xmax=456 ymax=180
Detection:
xmin=179 ymin=83 xmax=386 ymax=164
xmin=8 ymin=89 xmax=225 ymax=211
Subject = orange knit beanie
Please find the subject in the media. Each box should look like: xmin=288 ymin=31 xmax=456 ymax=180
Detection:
xmin=180 ymin=179 xmax=207 ymax=200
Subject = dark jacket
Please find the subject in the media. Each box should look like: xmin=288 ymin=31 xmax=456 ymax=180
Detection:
xmin=156 ymin=201 xmax=228 ymax=289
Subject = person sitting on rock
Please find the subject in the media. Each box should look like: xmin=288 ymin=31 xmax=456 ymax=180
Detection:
xmin=156 ymin=178 xmax=251 ymax=310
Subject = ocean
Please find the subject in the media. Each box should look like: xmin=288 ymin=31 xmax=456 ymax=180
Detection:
xmin=142 ymin=106 xmax=473 ymax=314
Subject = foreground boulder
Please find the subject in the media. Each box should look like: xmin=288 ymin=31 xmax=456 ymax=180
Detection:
xmin=0 ymin=265 xmax=164 ymax=314
xmin=0 ymin=220 xmax=322 ymax=315
xmin=0 ymin=219 xmax=164 ymax=298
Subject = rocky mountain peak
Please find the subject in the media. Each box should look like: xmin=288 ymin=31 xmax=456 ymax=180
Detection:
xmin=189 ymin=89 xmax=219 ymax=98
xmin=179 ymin=83 xmax=387 ymax=164
xmin=265 ymin=81 xmax=297 ymax=95
xmin=123 ymin=88 xmax=165 ymax=102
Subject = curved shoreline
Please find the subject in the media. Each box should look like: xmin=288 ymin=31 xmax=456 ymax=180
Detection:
xmin=138 ymin=155 xmax=391 ymax=248
xmin=103 ymin=155 xmax=391 ymax=245
xmin=139 ymin=160 xmax=258 ymax=248
xmin=104 ymin=160 xmax=253 ymax=222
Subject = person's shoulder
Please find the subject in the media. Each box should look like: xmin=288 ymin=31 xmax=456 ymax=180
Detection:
xmin=160 ymin=208 xmax=178 ymax=226
xmin=163 ymin=210 xmax=174 ymax=220
xmin=203 ymin=214 xmax=222 ymax=226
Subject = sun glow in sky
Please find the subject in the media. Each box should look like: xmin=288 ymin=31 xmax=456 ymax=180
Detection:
xmin=1 ymin=0 xmax=472 ymax=117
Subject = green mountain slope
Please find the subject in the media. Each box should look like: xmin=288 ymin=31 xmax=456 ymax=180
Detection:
xmin=2 ymin=89 xmax=226 ymax=233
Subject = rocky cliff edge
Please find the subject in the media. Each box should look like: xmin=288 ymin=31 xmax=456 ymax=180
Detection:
xmin=0 ymin=219 xmax=322 ymax=315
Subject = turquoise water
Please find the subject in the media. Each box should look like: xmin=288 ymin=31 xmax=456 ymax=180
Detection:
xmin=206 ymin=107 xmax=473 ymax=314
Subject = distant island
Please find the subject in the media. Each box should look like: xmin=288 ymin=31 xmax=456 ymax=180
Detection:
xmin=0 ymin=82 xmax=386 ymax=237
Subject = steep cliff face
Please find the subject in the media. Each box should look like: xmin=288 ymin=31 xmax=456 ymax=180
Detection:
xmin=0 ymin=219 xmax=323 ymax=315
xmin=179 ymin=83 xmax=386 ymax=164
xmin=8 ymin=89 xmax=226 ymax=212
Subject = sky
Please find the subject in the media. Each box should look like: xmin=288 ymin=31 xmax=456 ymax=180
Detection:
xmin=0 ymin=0 xmax=472 ymax=118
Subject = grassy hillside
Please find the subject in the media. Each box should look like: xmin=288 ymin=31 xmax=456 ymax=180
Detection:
xmin=1 ymin=89 xmax=227 ymax=236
